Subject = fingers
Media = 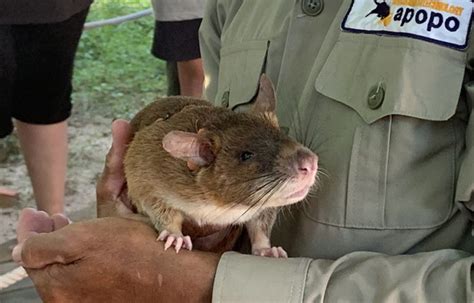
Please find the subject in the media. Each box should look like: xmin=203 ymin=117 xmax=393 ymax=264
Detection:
xmin=16 ymin=208 xmax=71 ymax=242
xmin=52 ymin=213 xmax=71 ymax=230
xmin=16 ymin=208 xmax=54 ymax=243
xmin=15 ymin=227 xmax=82 ymax=269
xmin=14 ymin=208 xmax=72 ymax=265
xmin=96 ymin=119 xmax=132 ymax=208
xmin=111 ymin=119 xmax=132 ymax=149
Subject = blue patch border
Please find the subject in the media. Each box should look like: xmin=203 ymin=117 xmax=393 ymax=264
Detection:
xmin=341 ymin=0 xmax=473 ymax=50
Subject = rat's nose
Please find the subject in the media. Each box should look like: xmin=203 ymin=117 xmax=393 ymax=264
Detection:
xmin=296 ymin=149 xmax=318 ymax=177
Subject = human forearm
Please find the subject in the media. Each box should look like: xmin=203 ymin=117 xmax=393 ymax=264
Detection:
xmin=16 ymin=216 xmax=218 ymax=303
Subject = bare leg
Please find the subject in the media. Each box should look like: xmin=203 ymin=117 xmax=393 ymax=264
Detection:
xmin=166 ymin=61 xmax=180 ymax=96
xmin=177 ymin=58 xmax=204 ymax=98
xmin=15 ymin=120 xmax=68 ymax=215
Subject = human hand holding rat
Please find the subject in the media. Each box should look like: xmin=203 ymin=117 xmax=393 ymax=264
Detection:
xmin=12 ymin=119 xmax=222 ymax=302
xmin=14 ymin=215 xmax=218 ymax=303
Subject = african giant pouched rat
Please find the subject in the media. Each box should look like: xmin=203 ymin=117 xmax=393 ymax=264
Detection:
xmin=124 ymin=75 xmax=318 ymax=257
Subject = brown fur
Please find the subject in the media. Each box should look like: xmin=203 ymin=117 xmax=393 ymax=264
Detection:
xmin=125 ymin=99 xmax=286 ymax=225
xmin=123 ymin=75 xmax=318 ymax=256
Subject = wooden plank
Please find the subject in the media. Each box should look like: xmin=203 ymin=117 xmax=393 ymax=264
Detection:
xmin=0 ymin=261 xmax=17 ymax=273
xmin=0 ymin=268 xmax=34 ymax=293
xmin=0 ymin=187 xmax=18 ymax=198
xmin=0 ymin=260 xmax=39 ymax=302
xmin=0 ymin=192 xmax=19 ymax=209
xmin=0 ymin=286 xmax=41 ymax=303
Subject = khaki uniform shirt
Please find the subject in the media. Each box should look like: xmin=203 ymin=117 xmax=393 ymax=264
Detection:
xmin=151 ymin=0 xmax=205 ymax=21
xmin=0 ymin=0 xmax=93 ymax=24
xmin=199 ymin=0 xmax=474 ymax=302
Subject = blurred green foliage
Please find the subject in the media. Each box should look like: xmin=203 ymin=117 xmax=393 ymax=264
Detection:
xmin=73 ymin=0 xmax=167 ymax=120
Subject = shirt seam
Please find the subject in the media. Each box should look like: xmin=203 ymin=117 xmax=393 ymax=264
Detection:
xmin=294 ymin=258 xmax=312 ymax=303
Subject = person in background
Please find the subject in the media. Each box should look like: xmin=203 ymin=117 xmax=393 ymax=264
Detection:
xmin=150 ymin=0 xmax=206 ymax=97
xmin=0 ymin=1 xmax=93 ymax=215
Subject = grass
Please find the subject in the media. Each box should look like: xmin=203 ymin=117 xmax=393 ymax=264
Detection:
xmin=72 ymin=0 xmax=167 ymax=120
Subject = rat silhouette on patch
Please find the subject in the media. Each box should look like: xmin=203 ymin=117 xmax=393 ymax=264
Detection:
xmin=365 ymin=0 xmax=392 ymax=26
xmin=366 ymin=0 xmax=391 ymax=19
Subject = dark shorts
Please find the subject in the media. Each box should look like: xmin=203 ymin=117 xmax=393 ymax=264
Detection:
xmin=151 ymin=18 xmax=202 ymax=62
xmin=0 ymin=8 xmax=89 ymax=138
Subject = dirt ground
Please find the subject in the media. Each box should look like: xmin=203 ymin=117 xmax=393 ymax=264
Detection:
xmin=0 ymin=114 xmax=113 ymax=243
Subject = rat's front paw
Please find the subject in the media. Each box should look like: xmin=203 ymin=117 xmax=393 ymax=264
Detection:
xmin=157 ymin=230 xmax=193 ymax=252
xmin=252 ymin=246 xmax=288 ymax=258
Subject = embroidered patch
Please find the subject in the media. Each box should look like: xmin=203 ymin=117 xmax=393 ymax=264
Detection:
xmin=342 ymin=0 xmax=473 ymax=49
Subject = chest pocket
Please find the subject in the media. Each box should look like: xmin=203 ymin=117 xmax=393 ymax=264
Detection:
xmin=313 ymin=32 xmax=467 ymax=229
xmin=215 ymin=40 xmax=269 ymax=109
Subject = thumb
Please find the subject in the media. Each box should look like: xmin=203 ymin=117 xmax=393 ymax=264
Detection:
xmin=15 ymin=227 xmax=85 ymax=269
xmin=96 ymin=119 xmax=132 ymax=205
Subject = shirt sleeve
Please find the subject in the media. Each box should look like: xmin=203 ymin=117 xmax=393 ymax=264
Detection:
xmin=213 ymin=250 xmax=473 ymax=302
xmin=151 ymin=0 xmax=206 ymax=21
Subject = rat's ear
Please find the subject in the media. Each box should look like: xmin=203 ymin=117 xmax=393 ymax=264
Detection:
xmin=251 ymin=74 xmax=276 ymax=114
xmin=251 ymin=74 xmax=279 ymax=127
xmin=162 ymin=130 xmax=216 ymax=170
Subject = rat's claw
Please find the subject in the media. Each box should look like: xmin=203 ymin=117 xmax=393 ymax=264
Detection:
xmin=183 ymin=235 xmax=192 ymax=251
xmin=174 ymin=237 xmax=183 ymax=253
xmin=271 ymin=247 xmax=279 ymax=257
xmin=157 ymin=230 xmax=193 ymax=253
xmin=157 ymin=230 xmax=170 ymax=241
xmin=277 ymin=247 xmax=288 ymax=258
xmin=164 ymin=235 xmax=175 ymax=251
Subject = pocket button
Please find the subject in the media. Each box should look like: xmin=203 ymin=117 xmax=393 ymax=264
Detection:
xmin=367 ymin=85 xmax=385 ymax=110
xmin=302 ymin=0 xmax=324 ymax=16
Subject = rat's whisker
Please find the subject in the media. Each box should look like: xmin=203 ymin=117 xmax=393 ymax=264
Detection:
xmin=202 ymin=173 xmax=286 ymax=224
xmin=231 ymin=174 xmax=286 ymax=225
xmin=223 ymin=172 xmax=280 ymax=187
xmin=316 ymin=167 xmax=330 ymax=180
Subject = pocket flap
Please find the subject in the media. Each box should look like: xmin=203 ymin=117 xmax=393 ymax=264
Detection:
xmin=315 ymin=34 xmax=466 ymax=124
xmin=216 ymin=40 xmax=269 ymax=109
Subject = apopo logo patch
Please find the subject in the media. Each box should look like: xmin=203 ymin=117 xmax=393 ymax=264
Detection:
xmin=342 ymin=0 xmax=473 ymax=49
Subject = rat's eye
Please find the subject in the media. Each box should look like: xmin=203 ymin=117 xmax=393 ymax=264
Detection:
xmin=240 ymin=151 xmax=254 ymax=162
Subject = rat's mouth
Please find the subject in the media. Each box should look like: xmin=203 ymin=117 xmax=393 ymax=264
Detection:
xmin=285 ymin=184 xmax=311 ymax=201
xmin=264 ymin=173 xmax=317 ymax=207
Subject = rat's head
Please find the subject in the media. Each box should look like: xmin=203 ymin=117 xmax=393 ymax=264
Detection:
xmin=163 ymin=75 xmax=318 ymax=212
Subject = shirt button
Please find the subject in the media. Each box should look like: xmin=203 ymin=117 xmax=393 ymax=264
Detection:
xmin=302 ymin=0 xmax=324 ymax=16
xmin=367 ymin=85 xmax=385 ymax=110
xmin=221 ymin=91 xmax=230 ymax=108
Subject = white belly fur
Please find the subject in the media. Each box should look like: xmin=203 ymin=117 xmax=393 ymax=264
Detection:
xmin=167 ymin=196 xmax=260 ymax=226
